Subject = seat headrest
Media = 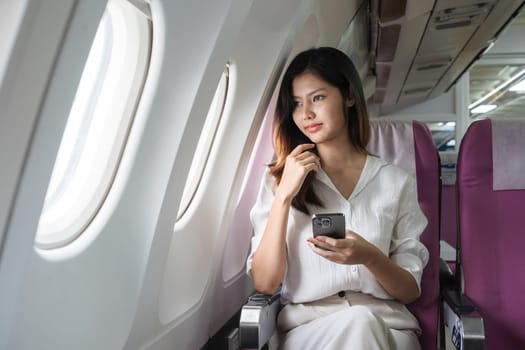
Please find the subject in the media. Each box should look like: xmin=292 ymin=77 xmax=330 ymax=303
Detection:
xmin=367 ymin=120 xmax=416 ymax=177
xmin=491 ymin=118 xmax=525 ymax=190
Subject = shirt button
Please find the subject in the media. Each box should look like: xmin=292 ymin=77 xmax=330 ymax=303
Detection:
xmin=351 ymin=266 xmax=358 ymax=272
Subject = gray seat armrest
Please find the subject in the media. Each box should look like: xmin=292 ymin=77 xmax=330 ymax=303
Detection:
xmin=239 ymin=291 xmax=281 ymax=349
xmin=442 ymin=290 xmax=485 ymax=350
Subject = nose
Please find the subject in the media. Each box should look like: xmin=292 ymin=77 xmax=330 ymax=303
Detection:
xmin=301 ymin=101 xmax=314 ymax=120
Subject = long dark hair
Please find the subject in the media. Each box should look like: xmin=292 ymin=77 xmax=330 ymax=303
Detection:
xmin=269 ymin=47 xmax=370 ymax=214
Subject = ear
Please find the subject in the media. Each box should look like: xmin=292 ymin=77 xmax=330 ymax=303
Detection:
xmin=346 ymin=97 xmax=355 ymax=107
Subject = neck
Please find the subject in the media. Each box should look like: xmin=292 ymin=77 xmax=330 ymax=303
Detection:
xmin=317 ymin=139 xmax=364 ymax=171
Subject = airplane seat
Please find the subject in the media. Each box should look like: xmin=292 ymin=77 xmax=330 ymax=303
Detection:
xmin=367 ymin=120 xmax=440 ymax=350
xmin=239 ymin=120 xmax=441 ymax=350
xmin=452 ymin=118 xmax=525 ymax=349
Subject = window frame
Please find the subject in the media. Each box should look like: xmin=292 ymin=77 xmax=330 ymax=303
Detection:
xmin=35 ymin=0 xmax=152 ymax=249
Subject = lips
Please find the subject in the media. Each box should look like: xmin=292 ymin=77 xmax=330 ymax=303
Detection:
xmin=305 ymin=123 xmax=322 ymax=133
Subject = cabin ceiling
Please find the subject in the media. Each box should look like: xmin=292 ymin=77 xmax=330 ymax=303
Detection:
xmin=369 ymin=0 xmax=525 ymax=117
xmin=469 ymin=8 xmax=525 ymax=119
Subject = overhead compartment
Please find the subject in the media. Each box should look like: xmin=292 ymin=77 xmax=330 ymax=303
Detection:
xmin=371 ymin=0 xmax=525 ymax=114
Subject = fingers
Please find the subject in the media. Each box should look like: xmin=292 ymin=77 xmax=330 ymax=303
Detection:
xmin=307 ymin=240 xmax=345 ymax=263
xmin=299 ymin=155 xmax=321 ymax=172
xmin=344 ymin=230 xmax=363 ymax=241
xmin=312 ymin=235 xmax=338 ymax=247
xmin=307 ymin=236 xmax=339 ymax=252
xmin=308 ymin=235 xmax=359 ymax=264
xmin=287 ymin=144 xmax=321 ymax=171
xmin=307 ymin=239 xmax=334 ymax=253
xmin=278 ymin=144 xmax=320 ymax=199
xmin=295 ymin=151 xmax=318 ymax=162
xmin=289 ymin=143 xmax=315 ymax=157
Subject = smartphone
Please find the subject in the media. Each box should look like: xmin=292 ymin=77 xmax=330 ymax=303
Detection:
xmin=312 ymin=213 xmax=345 ymax=239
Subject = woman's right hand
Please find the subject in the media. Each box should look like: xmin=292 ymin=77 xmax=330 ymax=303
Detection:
xmin=276 ymin=144 xmax=321 ymax=201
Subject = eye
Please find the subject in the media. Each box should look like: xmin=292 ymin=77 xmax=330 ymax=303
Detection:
xmin=293 ymin=100 xmax=303 ymax=108
xmin=313 ymin=95 xmax=325 ymax=102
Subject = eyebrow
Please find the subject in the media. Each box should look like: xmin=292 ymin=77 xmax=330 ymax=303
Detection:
xmin=293 ymin=87 xmax=327 ymax=99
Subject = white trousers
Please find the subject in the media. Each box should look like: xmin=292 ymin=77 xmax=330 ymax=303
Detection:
xmin=271 ymin=291 xmax=421 ymax=350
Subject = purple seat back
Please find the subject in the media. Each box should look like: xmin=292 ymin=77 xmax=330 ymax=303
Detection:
xmin=368 ymin=120 xmax=440 ymax=350
xmin=457 ymin=119 xmax=525 ymax=349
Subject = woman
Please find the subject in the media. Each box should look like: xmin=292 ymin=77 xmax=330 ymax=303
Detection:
xmin=246 ymin=47 xmax=429 ymax=349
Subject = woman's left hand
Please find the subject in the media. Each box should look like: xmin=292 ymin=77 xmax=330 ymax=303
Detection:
xmin=306 ymin=230 xmax=379 ymax=265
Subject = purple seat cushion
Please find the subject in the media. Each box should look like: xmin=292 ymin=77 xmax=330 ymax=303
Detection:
xmin=457 ymin=119 xmax=525 ymax=349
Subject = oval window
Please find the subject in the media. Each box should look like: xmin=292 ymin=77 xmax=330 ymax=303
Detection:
xmin=176 ymin=66 xmax=229 ymax=219
xmin=35 ymin=0 xmax=152 ymax=249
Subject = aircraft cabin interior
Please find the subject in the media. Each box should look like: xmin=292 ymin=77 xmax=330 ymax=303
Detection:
xmin=1 ymin=0 xmax=524 ymax=349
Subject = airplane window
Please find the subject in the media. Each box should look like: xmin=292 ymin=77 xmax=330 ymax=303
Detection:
xmin=176 ymin=67 xmax=229 ymax=219
xmin=35 ymin=0 xmax=152 ymax=249
xmin=426 ymin=122 xmax=456 ymax=152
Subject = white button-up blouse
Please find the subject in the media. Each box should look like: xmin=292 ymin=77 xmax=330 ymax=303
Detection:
xmin=246 ymin=155 xmax=429 ymax=304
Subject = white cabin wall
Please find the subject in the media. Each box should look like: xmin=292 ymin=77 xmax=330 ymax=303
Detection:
xmin=122 ymin=0 xmax=256 ymax=349
xmin=1 ymin=1 xmax=105 ymax=348
xmin=0 ymin=1 xmax=28 ymax=89
xmin=9 ymin=0 xmax=249 ymax=348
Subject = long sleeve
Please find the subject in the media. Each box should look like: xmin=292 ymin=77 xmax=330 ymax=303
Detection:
xmin=246 ymin=171 xmax=274 ymax=275
xmin=389 ymin=175 xmax=429 ymax=294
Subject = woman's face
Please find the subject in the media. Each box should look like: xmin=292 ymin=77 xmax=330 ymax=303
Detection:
xmin=291 ymin=71 xmax=354 ymax=146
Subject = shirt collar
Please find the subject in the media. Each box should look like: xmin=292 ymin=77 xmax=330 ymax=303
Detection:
xmin=315 ymin=155 xmax=387 ymax=200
